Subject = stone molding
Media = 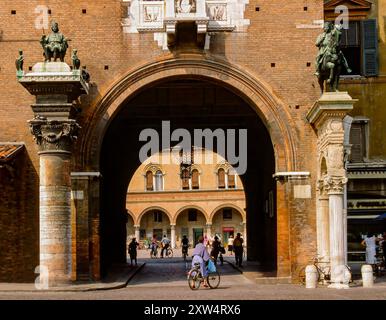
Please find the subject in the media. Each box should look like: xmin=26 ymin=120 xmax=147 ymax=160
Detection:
xmin=29 ymin=118 xmax=81 ymax=153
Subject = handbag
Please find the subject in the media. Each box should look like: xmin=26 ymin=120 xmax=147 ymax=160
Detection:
xmin=220 ymin=246 xmax=226 ymax=254
xmin=207 ymin=259 xmax=217 ymax=273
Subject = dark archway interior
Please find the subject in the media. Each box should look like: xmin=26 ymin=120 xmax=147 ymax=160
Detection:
xmin=100 ymin=79 xmax=276 ymax=276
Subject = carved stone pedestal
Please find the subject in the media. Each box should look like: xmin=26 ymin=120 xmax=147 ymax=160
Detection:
xmin=307 ymin=92 xmax=357 ymax=289
xmin=19 ymin=62 xmax=88 ymax=287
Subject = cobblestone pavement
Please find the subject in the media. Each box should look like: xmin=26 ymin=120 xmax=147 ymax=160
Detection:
xmin=1 ymin=252 xmax=386 ymax=300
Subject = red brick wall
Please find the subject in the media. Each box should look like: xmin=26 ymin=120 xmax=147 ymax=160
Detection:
xmin=0 ymin=0 xmax=323 ymax=281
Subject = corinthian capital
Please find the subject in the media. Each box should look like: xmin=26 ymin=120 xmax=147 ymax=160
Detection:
xmin=323 ymin=175 xmax=348 ymax=195
xmin=28 ymin=117 xmax=81 ymax=153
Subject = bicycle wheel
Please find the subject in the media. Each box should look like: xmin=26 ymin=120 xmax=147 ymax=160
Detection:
xmin=188 ymin=269 xmax=201 ymax=290
xmin=207 ymin=271 xmax=221 ymax=289
xmin=298 ymin=266 xmax=306 ymax=285
xmin=167 ymin=248 xmax=173 ymax=258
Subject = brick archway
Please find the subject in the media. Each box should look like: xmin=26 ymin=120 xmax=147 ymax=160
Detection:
xmin=77 ymin=56 xmax=297 ymax=173
xmin=75 ymin=56 xmax=297 ymax=279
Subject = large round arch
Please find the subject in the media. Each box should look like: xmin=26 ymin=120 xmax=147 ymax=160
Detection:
xmin=76 ymin=57 xmax=296 ymax=278
xmin=77 ymin=56 xmax=297 ymax=172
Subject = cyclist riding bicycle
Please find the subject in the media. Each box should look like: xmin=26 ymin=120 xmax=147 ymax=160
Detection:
xmin=191 ymin=235 xmax=210 ymax=287
xmin=160 ymin=235 xmax=171 ymax=258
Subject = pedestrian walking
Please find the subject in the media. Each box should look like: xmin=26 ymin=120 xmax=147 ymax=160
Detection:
xmin=128 ymin=237 xmax=139 ymax=266
xmin=228 ymin=234 xmax=234 ymax=255
xmin=233 ymin=233 xmax=244 ymax=267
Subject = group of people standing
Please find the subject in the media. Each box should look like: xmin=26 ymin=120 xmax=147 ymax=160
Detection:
xmin=361 ymin=232 xmax=386 ymax=269
xmin=206 ymin=233 xmax=244 ymax=267
xmin=127 ymin=232 xmax=246 ymax=270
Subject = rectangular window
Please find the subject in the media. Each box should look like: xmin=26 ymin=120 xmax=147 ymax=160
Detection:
xmin=339 ymin=19 xmax=378 ymax=76
xmin=181 ymin=168 xmax=190 ymax=190
xmin=218 ymin=169 xmax=225 ymax=189
xmin=228 ymin=174 xmax=235 ymax=189
xmin=191 ymin=170 xmax=199 ymax=189
xmin=349 ymin=122 xmax=367 ymax=163
xmin=154 ymin=210 xmax=163 ymax=222
xmin=140 ymin=229 xmax=146 ymax=240
xmin=188 ymin=209 xmax=197 ymax=222
xmin=223 ymin=209 xmax=232 ymax=220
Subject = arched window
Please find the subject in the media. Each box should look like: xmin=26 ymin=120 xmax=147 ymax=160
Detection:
xmin=218 ymin=168 xmax=225 ymax=189
xmin=182 ymin=168 xmax=190 ymax=190
xmin=146 ymin=171 xmax=153 ymax=191
xmin=154 ymin=170 xmax=163 ymax=191
xmin=228 ymin=169 xmax=236 ymax=189
xmin=191 ymin=169 xmax=199 ymax=189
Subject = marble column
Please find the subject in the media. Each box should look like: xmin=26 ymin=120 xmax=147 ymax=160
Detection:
xmin=325 ymin=177 xmax=348 ymax=288
xmin=307 ymin=92 xmax=356 ymax=289
xmin=170 ymin=225 xmax=176 ymax=249
xmin=30 ymin=119 xmax=81 ymax=286
xmin=316 ymin=182 xmax=330 ymax=271
xmin=134 ymin=225 xmax=140 ymax=242
xmin=19 ymin=62 xmax=89 ymax=286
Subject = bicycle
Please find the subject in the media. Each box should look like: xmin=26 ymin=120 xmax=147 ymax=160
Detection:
xmin=182 ymin=245 xmax=189 ymax=261
xmin=298 ymin=257 xmax=330 ymax=284
xmin=187 ymin=261 xmax=220 ymax=290
xmin=165 ymin=247 xmax=173 ymax=258
xmin=298 ymin=257 xmax=352 ymax=285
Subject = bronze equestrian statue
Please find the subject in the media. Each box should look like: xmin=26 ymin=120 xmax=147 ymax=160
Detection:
xmin=40 ymin=21 xmax=68 ymax=62
xmin=315 ymin=22 xmax=352 ymax=93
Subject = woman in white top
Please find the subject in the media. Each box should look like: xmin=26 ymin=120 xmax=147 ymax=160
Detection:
xmin=361 ymin=233 xmax=377 ymax=265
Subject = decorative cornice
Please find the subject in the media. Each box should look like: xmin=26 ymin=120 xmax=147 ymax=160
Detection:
xmin=307 ymin=92 xmax=357 ymax=129
xmin=28 ymin=117 xmax=81 ymax=154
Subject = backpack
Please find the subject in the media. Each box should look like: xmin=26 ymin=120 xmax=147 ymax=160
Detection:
xmin=233 ymin=238 xmax=242 ymax=247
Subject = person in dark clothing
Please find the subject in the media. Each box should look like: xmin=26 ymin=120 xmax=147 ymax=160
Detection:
xmin=210 ymin=236 xmax=221 ymax=265
xmin=233 ymin=233 xmax=244 ymax=267
xmin=382 ymin=232 xmax=386 ymax=264
xmin=128 ymin=237 xmax=139 ymax=266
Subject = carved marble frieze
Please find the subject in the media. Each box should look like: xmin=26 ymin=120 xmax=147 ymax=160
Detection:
xmin=122 ymin=0 xmax=249 ymax=48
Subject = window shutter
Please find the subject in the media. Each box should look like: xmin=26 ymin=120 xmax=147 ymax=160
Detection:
xmin=218 ymin=168 xmax=225 ymax=188
xmin=341 ymin=21 xmax=359 ymax=47
xmin=192 ymin=169 xmax=199 ymax=189
xmin=361 ymin=19 xmax=378 ymax=76
xmin=228 ymin=172 xmax=235 ymax=188
xmin=182 ymin=169 xmax=190 ymax=189
xmin=146 ymin=171 xmax=153 ymax=191
xmin=349 ymin=123 xmax=365 ymax=163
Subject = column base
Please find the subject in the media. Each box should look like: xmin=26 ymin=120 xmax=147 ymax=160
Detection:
xmin=328 ymin=283 xmax=350 ymax=289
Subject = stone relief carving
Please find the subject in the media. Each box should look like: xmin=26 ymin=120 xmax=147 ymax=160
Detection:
xmin=327 ymin=145 xmax=344 ymax=170
xmin=175 ymin=0 xmax=196 ymax=13
xmin=207 ymin=4 xmax=227 ymax=21
xmin=121 ymin=0 xmax=250 ymax=49
xmin=144 ymin=5 xmax=162 ymax=22
xmin=29 ymin=118 xmax=81 ymax=152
